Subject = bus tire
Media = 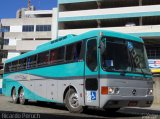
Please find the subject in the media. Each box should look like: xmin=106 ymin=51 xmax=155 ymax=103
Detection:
xmin=11 ymin=88 xmax=19 ymax=104
xmin=19 ymin=88 xmax=28 ymax=105
xmin=65 ymin=88 xmax=83 ymax=113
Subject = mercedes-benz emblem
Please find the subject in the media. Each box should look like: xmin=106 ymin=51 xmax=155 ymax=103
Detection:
xmin=132 ymin=89 xmax=137 ymax=96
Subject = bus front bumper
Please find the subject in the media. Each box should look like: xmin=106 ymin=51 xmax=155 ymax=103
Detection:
xmin=102 ymin=95 xmax=153 ymax=109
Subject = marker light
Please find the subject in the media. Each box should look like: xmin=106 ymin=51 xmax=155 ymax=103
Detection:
xmin=101 ymin=86 xmax=108 ymax=95
xmin=101 ymin=87 xmax=120 ymax=95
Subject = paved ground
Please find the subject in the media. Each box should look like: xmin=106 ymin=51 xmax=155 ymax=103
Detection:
xmin=0 ymin=95 xmax=160 ymax=119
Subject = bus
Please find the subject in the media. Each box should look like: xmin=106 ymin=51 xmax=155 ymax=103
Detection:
xmin=148 ymin=59 xmax=160 ymax=75
xmin=2 ymin=30 xmax=153 ymax=113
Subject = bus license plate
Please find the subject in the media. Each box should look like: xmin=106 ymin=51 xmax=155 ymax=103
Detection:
xmin=128 ymin=101 xmax=137 ymax=106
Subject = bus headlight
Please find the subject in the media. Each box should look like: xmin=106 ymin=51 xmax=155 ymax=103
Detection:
xmin=147 ymin=89 xmax=153 ymax=95
xmin=114 ymin=88 xmax=120 ymax=94
xmin=108 ymin=87 xmax=120 ymax=95
xmin=108 ymin=87 xmax=114 ymax=94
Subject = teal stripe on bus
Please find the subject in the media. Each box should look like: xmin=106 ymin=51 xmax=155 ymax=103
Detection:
xmin=2 ymin=78 xmax=61 ymax=103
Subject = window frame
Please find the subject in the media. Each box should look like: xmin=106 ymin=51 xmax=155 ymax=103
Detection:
xmin=86 ymin=38 xmax=98 ymax=72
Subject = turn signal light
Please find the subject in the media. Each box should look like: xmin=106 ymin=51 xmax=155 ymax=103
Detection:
xmin=101 ymin=86 xmax=108 ymax=95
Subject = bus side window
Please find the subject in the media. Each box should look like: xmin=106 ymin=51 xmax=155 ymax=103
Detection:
xmin=37 ymin=51 xmax=49 ymax=66
xmin=66 ymin=44 xmax=74 ymax=61
xmin=86 ymin=39 xmax=97 ymax=71
xmin=66 ymin=42 xmax=82 ymax=62
xmin=4 ymin=63 xmax=11 ymax=73
xmin=27 ymin=58 xmax=31 ymax=69
xmin=19 ymin=58 xmax=25 ymax=70
xmin=30 ymin=55 xmax=37 ymax=68
xmin=50 ymin=50 xmax=57 ymax=64
xmin=50 ymin=47 xmax=64 ymax=64
xmin=74 ymin=42 xmax=82 ymax=61
xmin=11 ymin=61 xmax=18 ymax=72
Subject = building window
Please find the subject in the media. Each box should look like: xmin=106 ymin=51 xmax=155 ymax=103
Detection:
xmin=22 ymin=25 xmax=34 ymax=32
xmin=2 ymin=52 xmax=8 ymax=58
xmin=3 ymin=39 xmax=9 ymax=45
xmin=2 ymin=26 xmax=10 ymax=32
xmin=36 ymin=25 xmax=51 ymax=32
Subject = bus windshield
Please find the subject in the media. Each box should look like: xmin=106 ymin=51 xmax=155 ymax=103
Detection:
xmin=101 ymin=37 xmax=151 ymax=75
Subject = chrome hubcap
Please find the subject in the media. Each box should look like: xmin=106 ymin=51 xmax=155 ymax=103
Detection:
xmin=12 ymin=89 xmax=17 ymax=101
xmin=69 ymin=93 xmax=79 ymax=108
xmin=19 ymin=90 xmax=24 ymax=102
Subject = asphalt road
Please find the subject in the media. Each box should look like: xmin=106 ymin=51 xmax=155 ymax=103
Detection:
xmin=0 ymin=95 xmax=160 ymax=119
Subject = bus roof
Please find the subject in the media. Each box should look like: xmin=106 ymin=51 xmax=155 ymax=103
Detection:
xmin=5 ymin=30 xmax=143 ymax=63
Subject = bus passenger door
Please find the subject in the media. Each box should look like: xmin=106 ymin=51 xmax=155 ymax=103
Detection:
xmin=84 ymin=38 xmax=99 ymax=107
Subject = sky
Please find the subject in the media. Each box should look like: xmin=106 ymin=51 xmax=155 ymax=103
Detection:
xmin=0 ymin=0 xmax=57 ymax=19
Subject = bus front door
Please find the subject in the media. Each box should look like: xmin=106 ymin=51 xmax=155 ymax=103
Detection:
xmin=84 ymin=38 xmax=99 ymax=107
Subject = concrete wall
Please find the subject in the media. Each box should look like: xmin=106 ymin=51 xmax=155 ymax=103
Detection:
xmin=59 ymin=5 xmax=160 ymax=21
xmin=1 ymin=18 xmax=52 ymax=26
xmin=58 ymin=25 xmax=160 ymax=37
xmin=16 ymin=40 xmax=50 ymax=51
xmin=4 ymin=32 xmax=51 ymax=39
xmin=153 ymin=77 xmax=160 ymax=104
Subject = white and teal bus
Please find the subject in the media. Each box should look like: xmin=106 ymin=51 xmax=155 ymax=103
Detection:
xmin=3 ymin=30 xmax=153 ymax=113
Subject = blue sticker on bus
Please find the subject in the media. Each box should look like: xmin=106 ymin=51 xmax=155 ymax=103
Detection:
xmin=127 ymin=42 xmax=133 ymax=50
xmin=91 ymin=91 xmax=96 ymax=100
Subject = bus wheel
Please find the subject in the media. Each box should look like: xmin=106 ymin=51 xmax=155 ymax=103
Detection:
xmin=19 ymin=88 xmax=28 ymax=105
xmin=65 ymin=88 xmax=83 ymax=113
xmin=11 ymin=88 xmax=19 ymax=104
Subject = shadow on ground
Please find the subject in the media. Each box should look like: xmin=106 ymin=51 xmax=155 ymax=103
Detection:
xmin=2 ymin=100 xmax=159 ymax=119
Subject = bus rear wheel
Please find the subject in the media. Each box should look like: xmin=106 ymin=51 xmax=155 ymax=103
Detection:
xmin=11 ymin=88 xmax=19 ymax=104
xmin=19 ymin=88 xmax=28 ymax=105
xmin=65 ymin=88 xmax=83 ymax=113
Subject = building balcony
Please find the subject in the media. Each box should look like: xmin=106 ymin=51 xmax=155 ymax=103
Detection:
xmin=58 ymin=25 xmax=160 ymax=37
xmin=4 ymin=32 xmax=52 ymax=39
xmin=1 ymin=17 xmax=52 ymax=26
xmin=3 ymin=45 xmax=16 ymax=51
xmin=59 ymin=5 xmax=160 ymax=22
xmin=16 ymin=40 xmax=50 ymax=51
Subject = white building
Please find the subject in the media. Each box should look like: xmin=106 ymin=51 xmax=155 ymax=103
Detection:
xmin=1 ymin=8 xmax=53 ymax=63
